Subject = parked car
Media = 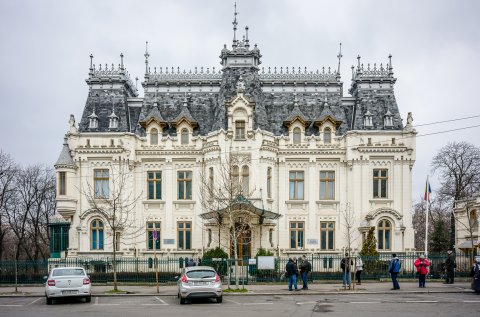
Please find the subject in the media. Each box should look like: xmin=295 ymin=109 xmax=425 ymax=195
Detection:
xmin=177 ymin=266 xmax=222 ymax=304
xmin=44 ymin=267 xmax=92 ymax=305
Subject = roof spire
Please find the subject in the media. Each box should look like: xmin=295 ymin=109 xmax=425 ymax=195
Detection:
xmin=388 ymin=54 xmax=393 ymax=75
xmin=120 ymin=53 xmax=124 ymax=70
xmin=232 ymin=2 xmax=238 ymax=48
xmin=144 ymin=41 xmax=150 ymax=75
xmin=245 ymin=26 xmax=250 ymax=49
xmin=357 ymin=55 xmax=361 ymax=71
xmin=336 ymin=43 xmax=342 ymax=74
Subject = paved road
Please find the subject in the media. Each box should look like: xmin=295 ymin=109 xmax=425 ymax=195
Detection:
xmin=1 ymin=293 xmax=479 ymax=317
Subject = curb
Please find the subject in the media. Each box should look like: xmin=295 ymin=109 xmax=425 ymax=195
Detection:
xmin=0 ymin=289 xmax=474 ymax=298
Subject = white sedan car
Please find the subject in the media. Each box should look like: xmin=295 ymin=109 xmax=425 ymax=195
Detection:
xmin=177 ymin=266 xmax=222 ymax=304
xmin=44 ymin=267 xmax=92 ymax=305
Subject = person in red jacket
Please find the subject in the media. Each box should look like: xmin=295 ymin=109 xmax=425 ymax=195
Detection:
xmin=414 ymin=254 xmax=430 ymax=288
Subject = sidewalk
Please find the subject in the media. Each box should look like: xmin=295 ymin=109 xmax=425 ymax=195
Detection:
xmin=0 ymin=281 xmax=473 ymax=297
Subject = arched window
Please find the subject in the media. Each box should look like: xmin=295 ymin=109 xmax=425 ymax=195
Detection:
xmin=377 ymin=219 xmax=391 ymax=251
xmin=470 ymin=209 xmax=478 ymax=227
xmin=91 ymin=219 xmax=104 ymax=250
xmin=293 ymin=127 xmax=301 ymax=144
xmin=150 ymin=128 xmax=158 ymax=145
xmin=232 ymin=165 xmax=239 ymax=193
xmin=181 ymin=128 xmax=189 ymax=145
xmin=324 ymin=127 xmax=331 ymax=144
xmin=267 ymin=167 xmax=272 ymax=199
xmin=242 ymin=165 xmax=249 ymax=194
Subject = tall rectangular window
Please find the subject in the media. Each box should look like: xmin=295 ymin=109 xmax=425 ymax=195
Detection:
xmin=115 ymin=232 xmax=121 ymax=252
xmin=320 ymin=222 xmax=335 ymax=250
xmin=320 ymin=171 xmax=335 ymax=200
xmin=147 ymin=222 xmax=161 ymax=250
xmin=289 ymin=221 xmax=304 ymax=249
xmin=209 ymin=167 xmax=214 ymax=199
xmin=147 ymin=171 xmax=162 ymax=200
xmin=58 ymin=172 xmax=66 ymax=196
xmin=289 ymin=171 xmax=304 ymax=200
xmin=373 ymin=169 xmax=388 ymax=198
xmin=235 ymin=121 xmax=246 ymax=139
xmin=94 ymin=169 xmax=109 ymax=199
xmin=178 ymin=221 xmax=192 ymax=250
xmin=177 ymin=171 xmax=192 ymax=200
xmin=267 ymin=167 xmax=272 ymax=199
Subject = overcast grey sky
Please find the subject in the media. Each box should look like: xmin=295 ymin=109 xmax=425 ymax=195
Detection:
xmin=1 ymin=0 xmax=479 ymax=204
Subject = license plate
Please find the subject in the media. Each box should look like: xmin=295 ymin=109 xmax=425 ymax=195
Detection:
xmin=62 ymin=290 xmax=78 ymax=295
xmin=193 ymin=281 xmax=209 ymax=286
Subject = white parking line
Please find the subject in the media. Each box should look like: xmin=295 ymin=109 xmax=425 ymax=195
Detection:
xmin=0 ymin=304 xmax=23 ymax=307
xmin=296 ymin=301 xmax=317 ymax=305
xmin=224 ymin=298 xmax=241 ymax=305
xmin=405 ymin=300 xmax=438 ymax=303
xmin=27 ymin=298 xmax=41 ymax=306
xmin=243 ymin=302 xmax=273 ymax=305
xmin=154 ymin=297 xmax=169 ymax=305
xmin=349 ymin=302 xmax=380 ymax=304
xmin=464 ymin=300 xmax=480 ymax=303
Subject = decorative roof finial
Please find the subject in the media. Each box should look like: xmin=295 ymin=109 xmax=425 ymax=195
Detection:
xmin=388 ymin=54 xmax=393 ymax=75
xmin=144 ymin=41 xmax=150 ymax=75
xmin=337 ymin=43 xmax=343 ymax=74
xmin=245 ymin=26 xmax=250 ymax=49
xmin=89 ymin=54 xmax=94 ymax=70
xmin=232 ymin=2 xmax=238 ymax=48
xmin=120 ymin=53 xmax=124 ymax=70
xmin=357 ymin=55 xmax=361 ymax=70
xmin=351 ymin=65 xmax=354 ymax=80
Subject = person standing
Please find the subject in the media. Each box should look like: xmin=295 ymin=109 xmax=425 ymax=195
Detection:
xmin=414 ymin=254 xmax=430 ymax=288
xmin=471 ymin=256 xmax=480 ymax=293
xmin=355 ymin=256 xmax=363 ymax=285
xmin=299 ymin=255 xmax=312 ymax=290
xmin=341 ymin=253 xmax=352 ymax=287
xmin=388 ymin=253 xmax=401 ymax=290
xmin=445 ymin=249 xmax=456 ymax=284
xmin=286 ymin=258 xmax=299 ymax=291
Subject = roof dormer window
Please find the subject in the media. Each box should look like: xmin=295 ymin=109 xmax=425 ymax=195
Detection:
xmin=324 ymin=127 xmax=332 ymax=144
xmin=150 ymin=128 xmax=158 ymax=145
xmin=181 ymin=128 xmax=189 ymax=144
xmin=109 ymin=106 xmax=118 ymax=129
xmin=364 ymin=110 xmax=373 ymax=128
xmin=88 ymin=108 xmax=98 ymax=129
xmin=235 ymin=121 xmax=246 ymax=140
xmin=384 ymin=110 xmax=393 ymax=127
xmin=293 ymin=127 xmax=301 ymax=144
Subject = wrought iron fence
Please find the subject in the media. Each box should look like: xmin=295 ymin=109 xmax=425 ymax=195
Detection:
xmin=0 ymin=253 xmax=474 ymax=285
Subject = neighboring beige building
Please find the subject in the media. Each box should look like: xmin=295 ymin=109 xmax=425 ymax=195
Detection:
xmin=454 ymin=195 xmax=480 ymax=254
xmin=51 ymin=19 xmax=417 ymax=260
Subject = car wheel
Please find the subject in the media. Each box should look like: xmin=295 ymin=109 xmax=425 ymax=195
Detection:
xmin=46 ymin=297 xmax=52 ymax=305
xmin=180 ymin=297 xmax=186 ymax=305
xmin=85 ymin=296 xmax=91 ymax=303
xmin=216 ymin=296 xmax=223 ymax=303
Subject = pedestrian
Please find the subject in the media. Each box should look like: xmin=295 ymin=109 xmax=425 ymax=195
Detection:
xmin=444 ymin=249 xmax=456 ymax=284
xmin=414 ymin=254 xmax=430 ymax=288
xmin=471 ymin=256 xmax=480 ymax=293
xmin=355 ymin=256 xmax=363 ymax=285
xmin=299 ymin=255 xmax=312 ymax=290
xmin=341 ymin=253 xmax=353 ymax=288
xmin=285 ymin=257 xmax=299 ymax=291
xmin=388 ymin=253 xmax=401 ymax=290
xmin=186 ymin=258 xmax=195 ymax=267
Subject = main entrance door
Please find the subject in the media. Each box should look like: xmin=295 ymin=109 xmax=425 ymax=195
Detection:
xmin=230 ymin=224 xmax=251 ymax=260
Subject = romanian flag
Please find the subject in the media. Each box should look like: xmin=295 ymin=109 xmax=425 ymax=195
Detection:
xmin=424 ymin=178 xmax=432 ymax=202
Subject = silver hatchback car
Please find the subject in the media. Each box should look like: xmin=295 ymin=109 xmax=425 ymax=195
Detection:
xmin=44 ymin=267 xmax=92 ymax=305
xmin=177 ymin=266 xmax=222 ymax=304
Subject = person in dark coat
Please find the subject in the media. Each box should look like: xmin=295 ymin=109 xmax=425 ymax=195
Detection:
xmin=285 ymin=258 xmax=299 ymax=291
xmin=341 ymin=253 xmax=353 ymax=287
xmin=471 ymin=256 xmax=480 ymax=293
xmin=299 ymin=255 xmax=312 ymax=290
xmin=444 ymin=249 xmax=456 ymax=284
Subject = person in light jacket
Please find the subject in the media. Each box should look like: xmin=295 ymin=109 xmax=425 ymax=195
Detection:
xmin=388 ymin=253 xmax=401 ymax=290
xmin=355 ymin=256 xmax=363 ymax=285
xmin=414 ymin=254 xmax=430 ymax=288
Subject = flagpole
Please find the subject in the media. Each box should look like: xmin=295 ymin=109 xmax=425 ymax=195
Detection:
xmin=425 ymin=175 xmax=429 ymax=258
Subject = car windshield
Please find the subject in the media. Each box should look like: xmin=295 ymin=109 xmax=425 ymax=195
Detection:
xmin=186 ymin=270 xmax=215 ymax=279
xmin=52 ymin=269 xmax=85 ymax=277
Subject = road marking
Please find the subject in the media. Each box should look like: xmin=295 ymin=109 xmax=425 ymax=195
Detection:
xmin=27 ymin=298 xmax=41 ymax=306
xmin=0 ymin=305 xmax=23 ymax=307
xmin=350 ymin=302 xmax=380 ymax=304
xmin=224 ymin=298 xmax=241 ymax=305
xmin=464 ymin=300 xmax=480 ymax=303
xmin=296 ymin=301 xmax=317 ymax=305
xmin=405 ymin=301 xmax=438 ymax=303
xmin=97 ymin=304 xmax=120 ymax=305
xmin=243 ymin=302 xmax=273 ymax=305
xmin=154 ymin=297 xmax=169 ymax=305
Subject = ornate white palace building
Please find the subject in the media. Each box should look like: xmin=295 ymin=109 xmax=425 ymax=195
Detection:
xmin=51 ymin=14 xmax=417 ymax=259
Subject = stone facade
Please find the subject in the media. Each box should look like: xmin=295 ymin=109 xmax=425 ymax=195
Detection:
xmin=54 ymin=22 xmax=416 ymax=259
xmin=454 ymin=195 xmax=480 ymax=253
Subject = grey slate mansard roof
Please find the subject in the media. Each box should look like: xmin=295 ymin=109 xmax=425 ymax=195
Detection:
xmin=78 ymin=35 xmax=404 ymax=136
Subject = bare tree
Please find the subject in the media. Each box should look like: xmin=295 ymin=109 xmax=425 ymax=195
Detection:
xmin=0 ymin=151 xmax=17 ymax=260
xmin=340 ymin=203 xmax=358 ymax=290
xmin=199 ymin=151 xmax=255 ymax=289
xmin=431 ymin=142 xmax=480 ymax=248
xmin=81 ymin=159 xmax=142 ymax=291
